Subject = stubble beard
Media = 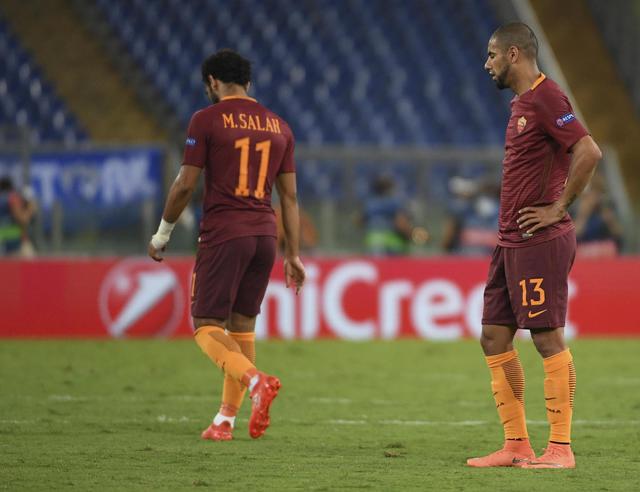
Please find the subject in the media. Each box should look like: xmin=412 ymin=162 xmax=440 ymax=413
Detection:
xmin=494 ymin=66 xmax=510 ymax=90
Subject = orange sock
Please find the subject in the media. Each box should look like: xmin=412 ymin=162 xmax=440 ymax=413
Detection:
xmin=220 ymin=332 xmax=256 ymax=416
xmin=543 ymin=349 xmax=575 ymax=443
xmin=194 ymin=326 xmax=256 ymax=384
xmin=486 ymin=350 xmax=528 ymax=440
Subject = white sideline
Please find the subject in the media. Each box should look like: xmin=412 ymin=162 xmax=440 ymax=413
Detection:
xmin=2 ymin=418 xmax=639 ymax=427
xmin=43 ymin=394 xmax=394 ymax=405
xmin=327 ymin=419 xmax=640 ymax=427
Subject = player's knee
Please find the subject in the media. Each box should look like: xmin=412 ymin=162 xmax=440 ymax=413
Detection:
xmin=480 ymin=332 xmax=497 ymax=354
xmin=193 ymin=317 xmax=227 ymax=330
xmin=480 ymin=326 xmax=513 ymax=355
xmin=229 ymin=312 xmax=256 ymax=333
xmin=533 ymin=342 xmax=562 ymax=358
xmin=531 ymin=332 xmax=566 ymax=358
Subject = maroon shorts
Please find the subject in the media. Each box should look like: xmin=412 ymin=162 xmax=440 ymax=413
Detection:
xmin=191 ymin=236 xmax=276 ymax=320
xmin=482 ymin=230 xmax=576 ymax=329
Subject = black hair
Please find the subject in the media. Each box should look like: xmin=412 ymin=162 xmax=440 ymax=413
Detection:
xmin=201 ymin=49 xmax=251 ymax=86
xmin=492 ymin=22 xmax=538 ymax=59
xmin=0 ymin=176 xmax=14 ymax=192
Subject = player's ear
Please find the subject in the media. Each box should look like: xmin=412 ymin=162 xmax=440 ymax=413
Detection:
xmin=508 ymin=45 xmax=519 ymax=64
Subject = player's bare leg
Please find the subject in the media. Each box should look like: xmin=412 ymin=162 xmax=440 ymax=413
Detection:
xmin=479 ymin=324 xmax=517 ymax=356
xmin=467 ymin=325 xmax=535 ymax=467
xmin=519 ymin=328 xmax=576 ymax=468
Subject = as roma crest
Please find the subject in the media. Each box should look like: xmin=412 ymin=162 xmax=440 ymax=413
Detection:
xmin=517 ymin=116 xmax=527 ymax=134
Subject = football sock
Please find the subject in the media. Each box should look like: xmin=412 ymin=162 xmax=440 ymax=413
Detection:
xmin=248 ymin=374 xmax=259 ymax=392
xmin=194 ymin=326 xmax=256 ymax=384
xmin=485 ymin=350 xmax=528 ymax=440
xmin=543 ymin=349 xmax=575 ymax=444
xmin=213 ymin=412 xmax=236 ymax=427
xmin=220 ymin=332 xmax=256 ymax=416
xmin=231 ymin=331 xmax=256 ymax=364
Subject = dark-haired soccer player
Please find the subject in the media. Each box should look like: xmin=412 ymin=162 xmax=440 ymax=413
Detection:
xmin=148 ymin=49 xmax=305 ymax=441
xmin=467 ymin=23 xmax=601 ymax=468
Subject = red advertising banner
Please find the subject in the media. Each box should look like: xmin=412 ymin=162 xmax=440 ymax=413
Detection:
xmin=1 ymin=256 xmax=638 ymax=338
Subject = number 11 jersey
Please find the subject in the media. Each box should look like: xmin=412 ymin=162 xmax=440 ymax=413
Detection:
xmin=182 ymin=95 xmax=296 ymax=248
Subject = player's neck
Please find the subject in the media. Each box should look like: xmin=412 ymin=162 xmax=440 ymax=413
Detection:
xmin=512 ymin=66 xmax=542 ymax=96
xmin=218 ymin=85 xmax=249 ymax=100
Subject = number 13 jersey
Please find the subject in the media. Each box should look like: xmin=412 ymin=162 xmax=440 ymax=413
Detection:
xmin=182 ymin=96 xmax=296 ymax=248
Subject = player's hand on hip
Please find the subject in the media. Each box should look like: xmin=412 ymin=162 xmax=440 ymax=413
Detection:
xmin=517 ymin=203 xmax=566 ymax=235
xmin=284 ymin=256 xmax=306 ymax=294
xmin=148 ymin=236 xmax=167 ymax=262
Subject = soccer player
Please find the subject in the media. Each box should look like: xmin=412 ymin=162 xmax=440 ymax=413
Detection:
xmin=467 ymin=23 xmax=602 ymax=468
xmin=147 ymin=49 xmax=306 ymax=441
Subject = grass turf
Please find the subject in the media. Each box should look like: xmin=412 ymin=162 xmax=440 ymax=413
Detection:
xmin=1 ymin=339 xmax=639 ymax=490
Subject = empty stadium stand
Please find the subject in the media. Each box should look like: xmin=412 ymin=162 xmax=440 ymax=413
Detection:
xmin=0 ymin=18 xmax=87 ymax=145
xmin=86 ymin=0 xmax=509 ymax=200
xmin=92 ymin=0 xmax=510 ymax=147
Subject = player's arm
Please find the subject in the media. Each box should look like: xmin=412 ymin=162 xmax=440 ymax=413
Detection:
xmin=275 ymin=172 xmax=305 ymax=293
xmin=148 ymin=165 xmax=202 ymax=262
xmin=517 ymin=135 xmax=602 ymax=235
xmin=8 ymin=193 xmax=36 ymax=226
xmin=394 ymin=210 xmax=413 ymax=240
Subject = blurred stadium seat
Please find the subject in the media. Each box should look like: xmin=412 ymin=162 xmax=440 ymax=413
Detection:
xmin=1 ymin=0 xmax=635 ymax=254
xmin=586 ymin=0 xmax=640 ymax=113
xmin=87 ymin=0 xmax=511 ymax=208
xmin=93 ymin=0 xmax=510 ymax=147
xmin=0 ymin=18 xmax=87 ymax=146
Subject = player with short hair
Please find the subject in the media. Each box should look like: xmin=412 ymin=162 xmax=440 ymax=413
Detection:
xmin=467 ymin=23 xmax=602 ymax=468
xmin=148 ymin=49 xmax=305 ymax=441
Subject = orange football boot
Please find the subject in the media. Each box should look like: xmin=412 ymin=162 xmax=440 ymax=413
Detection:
xmin=467 ymin=439 xmax=536 ymax=467
xmin=519 ymin=443 xmax=575 ymax=469
xmin=248 ymin=372 xmax=281 ymax=439
xmin=201 ymin=421 xmax=233 ymax=441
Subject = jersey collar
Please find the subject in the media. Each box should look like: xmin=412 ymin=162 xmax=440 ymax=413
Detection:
xmin=531 ymin=73 xmax=546 ymax=91
xmin=220 ymin=95 xmax=257 ymax=102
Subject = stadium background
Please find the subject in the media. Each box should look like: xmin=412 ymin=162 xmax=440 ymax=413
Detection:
xmin=1 ymin=0 xmax=639 ymax=339
xmin=1 ymin=0 xmax=640 ymax=489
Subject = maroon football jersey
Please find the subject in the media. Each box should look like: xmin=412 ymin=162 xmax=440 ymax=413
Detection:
xmin=182 ymin=96 xmax=295 ymax=248
xmin=499 ymin=74 xmax=588 ymax=247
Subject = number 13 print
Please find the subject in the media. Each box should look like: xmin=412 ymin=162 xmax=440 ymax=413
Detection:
xmin=519 ymin=278 xmax=546 ymax=306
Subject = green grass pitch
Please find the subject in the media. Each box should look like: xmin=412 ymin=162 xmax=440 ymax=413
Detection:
xmin=1 ymin=339 xmax=639 ymax=490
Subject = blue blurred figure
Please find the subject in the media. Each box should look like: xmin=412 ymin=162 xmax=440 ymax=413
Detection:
xmin=442 ymin=176 xmax=499 ymax=256
xmin=574 ymin=174 xmax=623 ymax=257
xmin=360 ymin=174 xmax=415 ymax=256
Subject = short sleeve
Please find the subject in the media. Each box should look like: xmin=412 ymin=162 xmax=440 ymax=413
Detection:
xmin=534 ymin=88 xmax=588 ymax=152
xmin=182 ymin=111 xmax=209 ymax=168
xmin=278 ymin=131 xmax=296 ymax=174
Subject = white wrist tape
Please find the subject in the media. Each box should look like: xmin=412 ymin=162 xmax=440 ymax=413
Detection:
xmin=150 ymin=219 xmax=176 ymax=249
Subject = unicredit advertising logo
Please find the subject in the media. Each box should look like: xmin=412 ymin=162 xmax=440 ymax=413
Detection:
xmin=0 ymin=257 xmax=629 ymax=339
xmin=99 ymin=259 xmax=185 ymax=337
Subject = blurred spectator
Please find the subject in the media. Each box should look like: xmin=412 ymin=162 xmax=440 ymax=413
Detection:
xmin=442 ymin=176 xmax=499 ymax=255
xmin=275 ymin=204 xmax=318 ymax=255
xmin=0 ymin=176 xmax=37 ymax=257
xmin=573 ymin=174 xmax=623 ymax=257
xmin=358 ymin=174 xmax=423 ymax=256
